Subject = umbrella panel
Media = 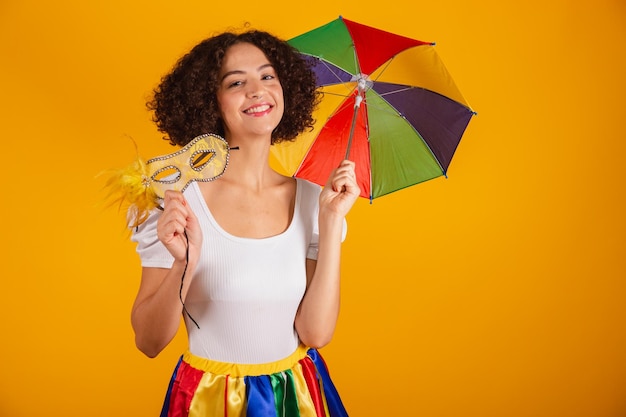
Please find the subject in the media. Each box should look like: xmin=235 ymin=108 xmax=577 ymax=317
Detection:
xmin=341 ymin=17 xmax=430 ymax=75
xmin=371 ymin=46 xmax=471 ymax=109
xmin=288 ymin=18 xmax=359 ymax=75
xmin=303 ymin=55 xmax=353 ymax=87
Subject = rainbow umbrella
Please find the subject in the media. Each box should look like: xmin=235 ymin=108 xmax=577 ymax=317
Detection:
xmin=270 ymin=17 xmax=475 ymax=201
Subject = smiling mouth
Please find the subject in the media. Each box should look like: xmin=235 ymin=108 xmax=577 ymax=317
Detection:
xmin=244 ymin=104 xmax=272 ymax=114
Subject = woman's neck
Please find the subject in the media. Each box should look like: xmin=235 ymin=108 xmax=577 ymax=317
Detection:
xmin=222 ymin=134 xmax=280 ymax=190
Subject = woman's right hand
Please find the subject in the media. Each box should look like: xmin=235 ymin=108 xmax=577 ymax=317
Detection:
xmin=157 ymin=190 xmax=203 ymax=262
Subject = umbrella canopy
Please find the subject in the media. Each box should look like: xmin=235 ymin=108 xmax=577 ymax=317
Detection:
xmin=270 ymin=17 xmax=475 ymax=201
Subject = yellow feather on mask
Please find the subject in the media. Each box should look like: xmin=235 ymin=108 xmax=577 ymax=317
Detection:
xmin=100 ymin=150 xmax=161 ymax=228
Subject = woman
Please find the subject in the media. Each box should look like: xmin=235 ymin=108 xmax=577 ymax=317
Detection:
xmin=130 ymin=29 xmax=359 ymax=416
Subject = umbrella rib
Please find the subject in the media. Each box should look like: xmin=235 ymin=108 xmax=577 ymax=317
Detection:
xmin=376 ymin=85 xmax=474 ymax=115
xmin=322 ymin=91 xmax=354 ymax=99
xmin=361 ymin=96 xmax=402 ymax=119
xmin=306 ymin=54 xmax=357 ymax=94
xmin=370 ymin=55 xmax=395 ymax=83
xmin=328 ymin=96 xmax=359 ymax=120
xmin=377 ymin=86 xmax=414 ymax=96
xmin=369 ymin=44 xmax=426 ymax=83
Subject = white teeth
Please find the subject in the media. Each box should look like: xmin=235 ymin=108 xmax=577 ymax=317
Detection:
xmin=245 ymin=105 xmax=270 ymax=114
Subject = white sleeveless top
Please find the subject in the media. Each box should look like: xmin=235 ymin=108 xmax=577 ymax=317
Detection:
xmin=131 ymin=178 xmax=344 ymax=364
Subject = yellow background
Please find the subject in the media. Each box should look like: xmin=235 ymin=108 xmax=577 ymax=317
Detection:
xmin=1 ymin=1 xmax=624 ymax=416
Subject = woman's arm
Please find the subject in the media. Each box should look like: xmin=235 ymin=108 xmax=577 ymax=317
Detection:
xmin=130 ymin=190 xmax=202 ymax=357
xmin=295 ymin=160 xmax=359 ymax=348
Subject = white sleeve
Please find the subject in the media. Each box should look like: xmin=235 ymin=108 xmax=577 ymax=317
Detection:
xmin=130 ymin=209 xmax=175 ymax=268
xmin=307 ymin=219 xmax=319 ymax=260
xmin=306 ymin=219 xmax=348 ymax=260
xmin=304 ymin=181 xmax=347 ymax=260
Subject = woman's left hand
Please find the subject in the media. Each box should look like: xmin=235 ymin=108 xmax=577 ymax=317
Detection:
xmin=319 ymin=160 xmax=360 ymax=217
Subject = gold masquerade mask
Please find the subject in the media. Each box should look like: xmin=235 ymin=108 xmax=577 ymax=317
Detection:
xmin=146 ymin=133 xmax=229 ymax=198
xmin=102 ymin=133 xmax=231 ymax=227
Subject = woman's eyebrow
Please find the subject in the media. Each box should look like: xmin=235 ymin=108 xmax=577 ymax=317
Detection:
xmin=220 ymin=70 xmax=244 ymax=82
xmin=220 ymin=64 xmax=274 ymax=82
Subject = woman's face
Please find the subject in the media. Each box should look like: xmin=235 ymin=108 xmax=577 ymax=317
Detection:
xmin=216 ymin=42 xmax=284 ymax=141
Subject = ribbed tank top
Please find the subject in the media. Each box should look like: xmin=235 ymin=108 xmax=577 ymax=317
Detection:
xmin=132 ymin=179 xmax=323 ymax=363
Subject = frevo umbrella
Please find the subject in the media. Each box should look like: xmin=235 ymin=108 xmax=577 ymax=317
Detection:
xmin=270 ymin=17 xmax=475 ymax=201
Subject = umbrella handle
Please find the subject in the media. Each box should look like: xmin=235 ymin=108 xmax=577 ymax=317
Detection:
xmin=345 ymin=95 xmax=363 ymax=160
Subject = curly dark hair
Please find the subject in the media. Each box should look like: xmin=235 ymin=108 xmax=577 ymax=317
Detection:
xmin=147 ymin=30 xmax=320 ymax=147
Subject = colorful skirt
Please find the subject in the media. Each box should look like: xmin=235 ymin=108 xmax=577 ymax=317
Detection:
xmin=160 ymin=345 xmax=348 ymax=417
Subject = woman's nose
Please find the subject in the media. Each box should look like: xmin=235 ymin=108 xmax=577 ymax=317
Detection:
xmin=246 ymin=80 xmax=264 ymax=99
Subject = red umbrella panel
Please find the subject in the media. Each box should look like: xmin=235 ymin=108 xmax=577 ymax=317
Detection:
xmin=270 ymin=17 xmax=475 ymax=201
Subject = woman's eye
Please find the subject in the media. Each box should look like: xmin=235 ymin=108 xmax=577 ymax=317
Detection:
xmin=262 ymin=74 xmax=276 ymax=80
xmin=228 ymin=80 xmax=243 ymax=88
